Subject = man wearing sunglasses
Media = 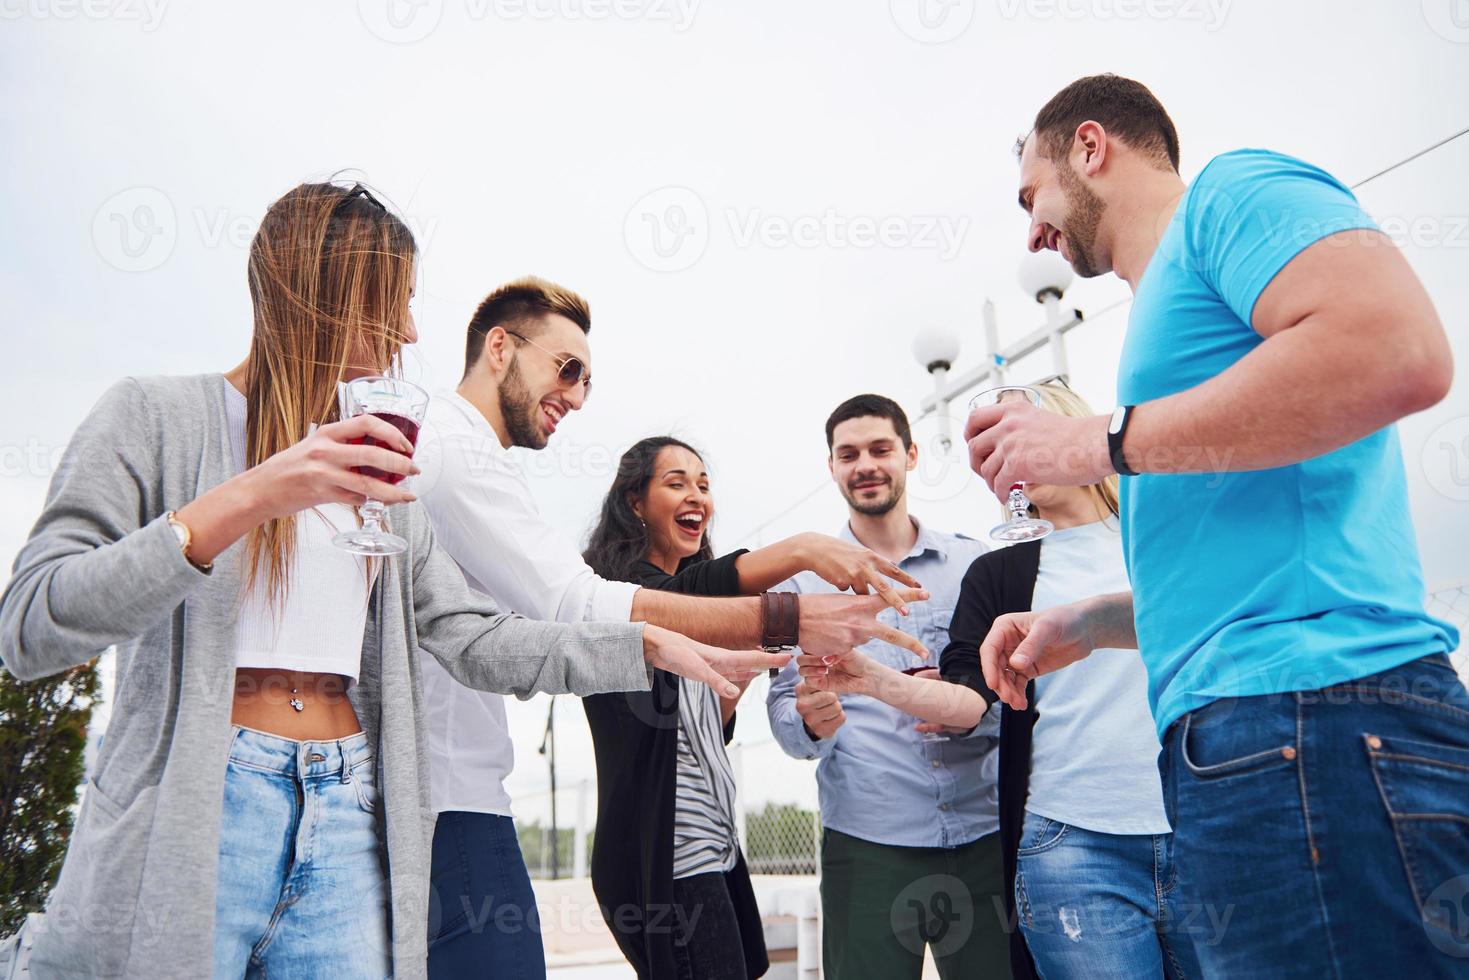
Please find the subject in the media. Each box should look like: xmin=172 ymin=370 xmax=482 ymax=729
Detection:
xmin=411 ymin=276 xmax=928 ymax=978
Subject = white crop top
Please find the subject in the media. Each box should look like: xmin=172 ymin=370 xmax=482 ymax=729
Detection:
xmin=225 ymin=383 xmax=370 ymax=684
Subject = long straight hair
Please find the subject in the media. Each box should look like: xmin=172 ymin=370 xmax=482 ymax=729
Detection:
xmin=243 ymin=181 xmax=417 ymax=606
xmin=583 ymin=437 xmax=715 ymax=583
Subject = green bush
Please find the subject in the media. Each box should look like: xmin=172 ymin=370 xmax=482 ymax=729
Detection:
xmin=0 ymin=662 xmax=101 ymax=935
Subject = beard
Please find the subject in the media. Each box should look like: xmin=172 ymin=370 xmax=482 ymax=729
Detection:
xmin=1055 ymin=161 xmax=1107 ymax=278
xmin=843 ymin=476 xmax=903 ymax=517
xmin=498 ymin=356 xmax=546 ymax=450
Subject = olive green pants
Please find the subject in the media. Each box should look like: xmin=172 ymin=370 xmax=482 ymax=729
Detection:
xmin=820 ymin=828 xmax=1013 ymax=980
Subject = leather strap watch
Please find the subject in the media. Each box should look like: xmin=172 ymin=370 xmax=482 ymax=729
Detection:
xmin=1107 ymin=405 xmax=1139 ymax=477
xmin=760 ymin=591 xmax=799 ymax=678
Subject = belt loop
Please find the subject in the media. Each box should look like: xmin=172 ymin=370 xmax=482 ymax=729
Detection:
xmin=340 ymin=743 xmax=352 ymax=784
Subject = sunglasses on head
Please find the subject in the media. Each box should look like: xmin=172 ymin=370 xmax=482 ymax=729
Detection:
xmin=335 ymin=182 xmax=387 ymax=213
xmin=505 ymin=329 xmax=592 ymax=394
xmin=1029 ymin=372 xmax=1072 ymax=390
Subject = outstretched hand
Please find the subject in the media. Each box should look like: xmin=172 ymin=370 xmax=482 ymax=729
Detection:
xmin=979 ymin=601 xmax=1099 ymax=710
xmin=643 ymin=625 xmax=791 ymax=699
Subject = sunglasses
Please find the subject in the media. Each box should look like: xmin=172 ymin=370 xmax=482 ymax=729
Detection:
xmin=1028 ymin=372 xmax=1072 ymax=390
xmin=336 ymin=182 xmax=388 ymax=213
xmin=505 ymin=329 xmax=592 ymax=394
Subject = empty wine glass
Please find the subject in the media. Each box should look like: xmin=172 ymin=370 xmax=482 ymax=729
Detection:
xmin=967 ymin=385 xmax=1054 ymax=543
xmin=333 ymin=376 xmax=430 ymax=556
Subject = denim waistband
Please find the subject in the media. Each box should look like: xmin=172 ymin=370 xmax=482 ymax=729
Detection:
xmin=227 ymin=725 xmax=373 ymax=779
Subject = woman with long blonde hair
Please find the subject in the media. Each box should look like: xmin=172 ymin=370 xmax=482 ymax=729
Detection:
xmin=798 ymin=380 xmax=1202 ymax=979
xmin=0 ymin=180 xmax=780 ymax=979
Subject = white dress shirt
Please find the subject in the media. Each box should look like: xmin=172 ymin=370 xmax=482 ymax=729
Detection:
xmin=414 ymin=391 xmax=639 ymax=815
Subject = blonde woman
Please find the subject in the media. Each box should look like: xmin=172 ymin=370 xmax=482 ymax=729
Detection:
xmin=0 ymin=181 xmax=782 ymax=980
xmin=800 ymin=381 xmax=1202 ymax=979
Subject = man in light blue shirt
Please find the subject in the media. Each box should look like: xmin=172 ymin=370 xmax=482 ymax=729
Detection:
xmin=767 ymin=394 xmax=1008 ymax=979
xmin=968 ymin=74 xmax=1463 ymax=973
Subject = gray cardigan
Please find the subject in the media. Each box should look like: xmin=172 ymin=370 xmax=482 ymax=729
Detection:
xmin=0 ymin=373 xmax=649 ymax=979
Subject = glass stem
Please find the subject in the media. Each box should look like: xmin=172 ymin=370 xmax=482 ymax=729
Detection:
xmin=1007 ymin=484 xmax=1030 ymax=522
xmin=361 ymin=498 xmax=387 ymax=535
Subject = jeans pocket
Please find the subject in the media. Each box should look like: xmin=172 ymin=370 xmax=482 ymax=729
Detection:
xmin=350 ymin=758 xmax=379 ymax=815
xmin=1365 ymin=731 xmax=1469 ymax=945
xmin=1016 ymin=815 xmax=1069 ymax=856
xmin=1180 ymin=698 xmax=1297 ymax=780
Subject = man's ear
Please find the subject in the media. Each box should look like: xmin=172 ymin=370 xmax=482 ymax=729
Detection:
xmin=906 ymin=440 xmax=919 ymax=472
xmin=1073 ymin=120 xmax=1108 ymax=177
xmin=826 ymin=453 xmax=835 ymax=479
xmin=484 ymin=326 xmax=513 ymax=374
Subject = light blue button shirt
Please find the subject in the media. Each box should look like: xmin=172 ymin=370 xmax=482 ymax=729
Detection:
xmin=766 ymin=517 xmax=1000 ymax=848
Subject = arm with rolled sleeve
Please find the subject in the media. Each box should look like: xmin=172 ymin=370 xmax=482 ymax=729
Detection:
xmin=415 ymin=427 xmax=637 ymax=624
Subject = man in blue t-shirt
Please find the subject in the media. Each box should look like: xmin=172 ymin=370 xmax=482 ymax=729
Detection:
xmin=966 ymin=74 xmax=1464 ymax=973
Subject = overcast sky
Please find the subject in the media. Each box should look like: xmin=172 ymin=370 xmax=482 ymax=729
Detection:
xmin=3 ymin=0 xmax=1467 ymax=819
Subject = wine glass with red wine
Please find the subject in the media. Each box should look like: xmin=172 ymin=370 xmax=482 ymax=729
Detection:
xmin=333 ymin=376 xmax=430 ymax=556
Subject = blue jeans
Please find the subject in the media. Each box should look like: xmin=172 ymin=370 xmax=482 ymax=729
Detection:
xmin=428 ymin=811 xmax=546 ymax=980
xmin=213 ymin=726 xmax=390 ymax=980
xmin=1160 ymin=652 xmax=1469 ymax=977
xmin=1014 ymin=810 xmax=1202 ymax=978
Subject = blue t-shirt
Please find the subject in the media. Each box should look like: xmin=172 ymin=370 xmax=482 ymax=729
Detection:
xmin=1117 ymin=148 xmax=1458 ymax=737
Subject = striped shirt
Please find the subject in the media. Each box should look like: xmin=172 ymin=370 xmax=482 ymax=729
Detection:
xmin=672 ymin=677 xmax=740 ymax=879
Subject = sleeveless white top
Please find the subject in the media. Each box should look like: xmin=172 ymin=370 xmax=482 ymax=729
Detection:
xmin=225 ymin=384 xmax=370 ymax=683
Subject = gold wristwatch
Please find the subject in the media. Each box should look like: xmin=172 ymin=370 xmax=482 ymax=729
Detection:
xmin=166 ymin=511 xmax=213 ymax=574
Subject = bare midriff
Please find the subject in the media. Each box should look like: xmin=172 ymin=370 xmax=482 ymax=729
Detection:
xmin=231 ymin=668 xmax=362 ymax=741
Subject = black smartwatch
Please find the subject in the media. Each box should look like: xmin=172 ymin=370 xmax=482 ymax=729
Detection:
xmin=1108 ymin=405 xmax=1139 ymax=477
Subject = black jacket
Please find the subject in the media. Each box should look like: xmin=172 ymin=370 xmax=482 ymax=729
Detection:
xmin=582 ymin=550 xmax=769 ymax=979
xmin=938 ymin=540 xmax=1042 ymax=980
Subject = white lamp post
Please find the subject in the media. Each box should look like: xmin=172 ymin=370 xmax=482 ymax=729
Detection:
xmin=911 ymin=325 xmax=962 ymax=451
xmin=915 ymin=253 xmax=1084 ymax=436
xmin=1019 ymin=249 xmax=1076 ymax=380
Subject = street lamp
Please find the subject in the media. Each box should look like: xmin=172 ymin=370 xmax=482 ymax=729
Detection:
xmin=915 ymin=253 xmax=1084 ymax=443
xmin=912 ymin=325 xmax=961 ymax=451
